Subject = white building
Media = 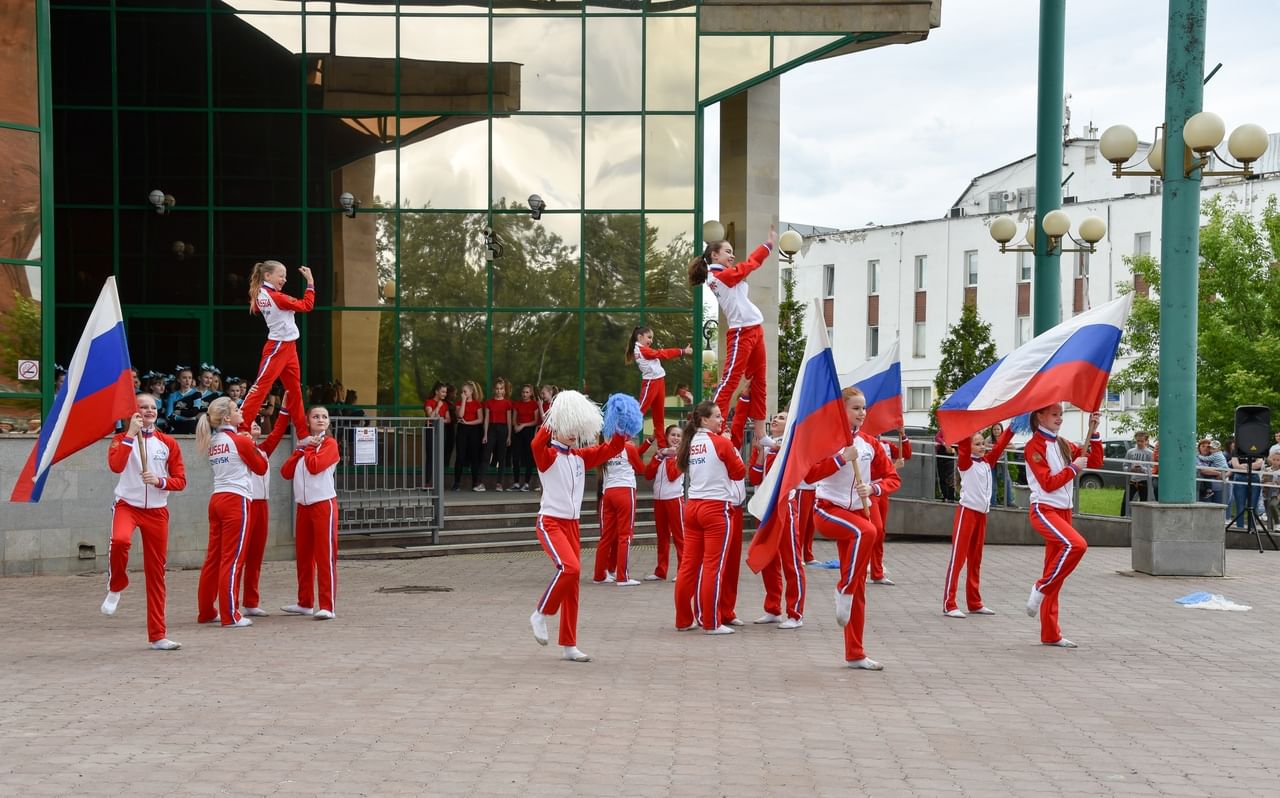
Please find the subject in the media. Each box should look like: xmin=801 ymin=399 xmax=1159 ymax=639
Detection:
xmin=785 ymin=134 xmax=1280 ymax=439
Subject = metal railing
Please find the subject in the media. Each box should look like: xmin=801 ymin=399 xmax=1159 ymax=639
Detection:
xmin=327 ymin=416 xmax=444 ymax=539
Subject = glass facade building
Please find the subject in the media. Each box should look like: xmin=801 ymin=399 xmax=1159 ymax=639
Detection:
xmin=2 ymin=0 xmax=900 ymax=424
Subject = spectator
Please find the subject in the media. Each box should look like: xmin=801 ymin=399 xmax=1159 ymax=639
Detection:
xmin=1269 ymin=431 xmax=1280 ymax=459
xmin=1228 ymin=445 xmax=1266 ymax=529
xmin=934 ymin=428 xmax=957 ymax=502
xmin=1123 ymin=431 xmax=1155 ymax=515
xmin=1195 ymin=437 xmax=1228 ymax=506
xmin=1262 ymin=452 xmax=1280 ymax=529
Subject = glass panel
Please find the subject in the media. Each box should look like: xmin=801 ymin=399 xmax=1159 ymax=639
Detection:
xmin=306 ymin=115 xmax=398 ymax=209
xmin=773 ymin=35 xmax=842 ymax=67
xmin=214 ymin=212 xmax=302 ymax=305
xmin=399 ymin=118 xmax=489 ymax=209
xmin=643 ymin=213 xmax=693 ymax=308
xmin=584 ymin=116 xmax=641 ymax=210
xmin=646 ymin=1 xmax=698 ymax=12
xmin=492 ymin=312 xmax=579 ymax=396
xmin=698 ymin=35 xmax=770 ymax=101
xmin=492 ymin=212 xmax=580 ymax=309
xmin=0 ymin=128 xmax=41 ymax=262
xmin=214 ymin=112 xmax=302 ymax=207
xmin=118 ymin=111 xmax=208 ymax=210
xmin=0 ymin=265 xmax=41 ymax=395
xmin=308 ymin=208 xmax=380 ymax=313
xmin=117 ymin=211 xmax=209 ymax=306
xmin=584 ymin=213 xmax=640 ymax=307
xmin=305 ymin=307 xmax=386 ymax=410
xmin=213 ymin=310 xmax=267 ymax=391
xmin=644 ymin=115 xmax=694 ymax=210
xmin=492 ymin=0 xmax=580 ymax=15
xmin=645 ymin=17 xmax=695 ymax=112
xmin=0 ymin=397 xmax=42 ymax=434
xmin=334 ymin=13 xmax=395 ymax=58
xmin=54 ymin=209 xmax=114 ymax=305
xmin=0 ymin=0 xmax=38 ymax=127
xmin=399 ymin=310 xmax=488 ymax=408
xmin=125 ymin=316 xmax=204 ymax=400
xmin=397 ymin=2 xmax=488 ymax=13
xmin=213 ymin=13 xmax=304 ymax=108
xmin=492 ymin=17 xmax=582 ymax=113
xmin=584 ymin=312 xmax=637 ymax=399
xmin=492 ymin=116 xmax=582 ymax=211
xmin=116 ymin=13 xmax=208 ymax=107
xmin=51 ymin=11 xmax=111 ymax=107
xmin=396 ymin=211 xmax=488 ymax=308
xmin=399 ymin=15 xmax=488 ymax=64
xmin=53 ymin=111 xmax=112 ymax=206
xmin=586 ymin=0 xmax=642 ymax=12
xmin=585 ymin=17 xmax=642 ymax=112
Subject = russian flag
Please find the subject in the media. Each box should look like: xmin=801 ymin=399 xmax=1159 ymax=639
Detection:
xmin=10 ymin=278 xmax=136 ymax=502
xmin=936 ymin=293 xmax=1132 ymax=445
xmin=746 ymin=300 xmax=851 ymax=573
xmin=838 ymin=340 xmax=903 ymax=437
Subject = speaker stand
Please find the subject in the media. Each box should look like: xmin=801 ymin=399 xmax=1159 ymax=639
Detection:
xmin=1225 ymin=461 xmax=1278 ymax=553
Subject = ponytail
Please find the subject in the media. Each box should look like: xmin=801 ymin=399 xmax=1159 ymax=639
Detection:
xmin=677 ymin=401 xmax=717 ymax=472
xmin=624 ymin=326 xmax=650 ymax=363
xmin=248 ymin=260 xmax=283 ymax=313
xmin=196 ymin=397 xmax=237 ymax=455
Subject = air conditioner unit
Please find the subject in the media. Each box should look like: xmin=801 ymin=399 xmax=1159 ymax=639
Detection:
xmin=1002 ymin=190 xmax=1018 ymax=202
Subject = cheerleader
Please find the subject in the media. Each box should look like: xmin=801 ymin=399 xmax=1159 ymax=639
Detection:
xmin=752 ymin=412 xmax=805 ymax=629
xmin=166 ymin=365 xmax=200 ymax=434
xmin=673 ymin=401 xmax=747 ymax=634
xmin=102 ymin=393 xmax=187 ymax=650
xmin=239 ymin=260 xmax=314 ymax=432
xmin=805 ymin=387 xmax=900 ymax=670
xmin=595 ymin=436 xmax=648 ymax=586
xmin=278 ymin=406 xmax=341 ymax=619
xmin=482 ymin=377 xmax=514 ymax=491
xmin=239 ymin=405 xmax=293 ymax=617
xmin=452 ymin=380 xmax=484 ymax=491
xmin=688 ymin=226 xmax=777 ymax=446
xmin=529 ymin=391 xmax=631 ymax=662
xmin=943 ymin=425 xmax=1014 ymax=618
xmin=195 ymin=398 xmax=268 ymax=628
xmin=511 ymin=384 xmax=540 ymax=492
xmin=625 ymin=326 xmax=691 ymax=446
xmin=1023 ymin=405 xmax=1102 ymax=647
xmin=643 ymin=425 xmax=684 ymax=582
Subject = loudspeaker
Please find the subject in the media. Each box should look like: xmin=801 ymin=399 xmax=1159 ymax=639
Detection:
xmin=1234 ymin=405 xmax=1271 ymax=456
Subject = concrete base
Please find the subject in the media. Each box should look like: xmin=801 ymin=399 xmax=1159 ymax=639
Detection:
xmin=1131 ymin=501 xmax=1225 ymax=576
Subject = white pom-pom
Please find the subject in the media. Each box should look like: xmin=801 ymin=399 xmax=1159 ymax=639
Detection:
xmin=543 ymin=390 xmax=602 ymax=443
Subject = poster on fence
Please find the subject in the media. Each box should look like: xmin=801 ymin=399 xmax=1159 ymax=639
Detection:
xmin=353 ymin=427 xmax=378 ymax=465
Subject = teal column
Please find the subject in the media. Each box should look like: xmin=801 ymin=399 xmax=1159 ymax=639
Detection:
xmin=1157 ymin=0 xmax=1206 ymax=504
xmin=1032 ymin=0 xmax=1065 ymax=335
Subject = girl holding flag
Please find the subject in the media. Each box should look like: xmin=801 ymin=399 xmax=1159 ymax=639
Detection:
xmin=751 ymin=412 xmax=806 ymax=629
xmin=942 ymin=425 xmax=1014 ymax=618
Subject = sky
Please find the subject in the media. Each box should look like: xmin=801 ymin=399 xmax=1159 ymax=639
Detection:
xmin=704 ymin=0 xmax=1280 ymax=231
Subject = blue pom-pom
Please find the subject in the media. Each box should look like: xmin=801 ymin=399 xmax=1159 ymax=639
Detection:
xmin=1009 ymin=413 xmax=1033 ymax=435
xmin=602 ymin=393 xmax=644 ymax=438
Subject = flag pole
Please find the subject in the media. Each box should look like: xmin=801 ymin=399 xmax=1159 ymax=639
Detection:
xmin=850 ymin=452 xmax=872 ymax=519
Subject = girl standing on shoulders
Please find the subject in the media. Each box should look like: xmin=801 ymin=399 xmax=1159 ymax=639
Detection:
xmin=240 ymin=260 xmax=314 ymax=431
xmin=195 ymin=398 xmax=268 ymax=628
xmin=281 ymin=406 xmax=341 ymax=620
xmin=942 ymin=425 xmax=1014 ymax=618
xmin=452 ymin=380 xmax=484 ymax=491
xmin=625 ymin=326 xmax=691 ymax=446
xmin=643 ymin=425 xmax=685 ymax=582
xmin=1023 ymin=405 xmax=1102 ymax=648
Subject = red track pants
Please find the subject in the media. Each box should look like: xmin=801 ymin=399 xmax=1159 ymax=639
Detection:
xmin=108 ymin=501 xmax=170 ymax=643
xmin=240 ymin=499 xmax=270 ymax=610
xmin=652 ymin=497 xmax=684 ymax=579
xmin=295 ymin=498 xmax=338 ymax=613
xmin=197 ymin=493 xmax=250 ymax=626
xmin=1029 ymin=503 xmax=1088 ymax=644
xmin=599 ymin=487 xmax=636 ymax=582
xmin=638 ymin=377 xmax=668 ymax=446
xmin=239 ymin=339 xmax=306 ymax=431
xmin=674 ymin=499 xmax=733 ymax=630
xmin=711 ymin=324 xmax=767 ymax=423
xmin=870 ymin=495 xmax=889 ymax=581
xmin=535 ymin=515 xmax=582 ymax=647
xmin=720 ymin=504 xmax=744 ymax=622
xmin=943 ymin=505 xmax=988 ymax=613
xmin=798 ymin=489 xmax=816 ymax=563
xmin=761 ymin=494 xmax=807 ymax=620
xmin=814 ymin=499 xmax=880 ymax=662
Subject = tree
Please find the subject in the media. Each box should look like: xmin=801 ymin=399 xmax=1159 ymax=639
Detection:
xmin=1111 ymin=193 xmax=1280 ymax=438
xmin=929 ymin=301 xmax=997 ymax=429
xmin=775 ymin=268 xmax=805 ymax=408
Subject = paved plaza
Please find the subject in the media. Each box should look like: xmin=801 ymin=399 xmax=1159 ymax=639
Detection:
xmin=2 ymin=540 xmax=1278 ymax=797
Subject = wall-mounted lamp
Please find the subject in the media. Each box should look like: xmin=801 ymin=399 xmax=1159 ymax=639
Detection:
xmin=382 ymin=280 xmax=397 ymax=301
xmin=528 ymin=194 xmax=546 ymax=220
xmin=778 ymin=229 xmax=803 ymax=264
xmin=1099 ymin=113 xmax=1269 ymax=179
xmin=989 ymin=210 xmax=1106 ymax=255
xmin=170 ymin=240 xmax=196 ymax=261
xmin=338 ymin=192 xmax=359 ymax=219
xmin=483 ymin=227 xmax=503 ymax=262
xmin=701 ymin=219 xmax=736 ymax=249
xmin=149 ymin=189 xmax=174 ymax=215
xmin=701 ymin=318 xmax=719 ymax=365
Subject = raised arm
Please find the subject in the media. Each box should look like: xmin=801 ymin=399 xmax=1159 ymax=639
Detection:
xmin=270 ymin=285 xmax=315 ymax=313
xmin=985 ymin=427 xmax=1016 ymax=467
xmin=231 ymin=433 xmax=269 ymax=476
xmin=575 ymin=433 xmax=629 ymax=471
xmin=531 ymin=426 xmax=556 ymax=472
xmin=637 ymin=345 xmax=686 ymax=361
xmin=709 ymin=242 xmax=774 ymax=287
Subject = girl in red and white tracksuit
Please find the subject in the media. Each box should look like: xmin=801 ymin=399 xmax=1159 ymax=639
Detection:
xmin=643 ymin=424 xmax=685 ymax=581
xmin=752 ymin=413 xmax=806 ymax=628
xmin=805 ymin=387 xmax=899 ymax=670
xmin=239 ymin=407 xmax=293 ymax=617
xmin=867 ymin=435 xmax=910 ymax=585
xmin=1024 ymin=405 xmax=1103 ymax=647
xmin=281 ymin=406 xmax=341 ymax=619
xmin=673 ymin=401 xmax=747 ymax=635
xmin=196 ymin=398 xmax=268 ymax=628
xmin=943 ymin=426 xmax=1015 ymax=617
xmin=103 ymin=393 xmax=187 ymax=651
xmin=626 ymin=326 xmax=691 ymax=447
xmin=688 ymin=227 xmax=778 ymax=445
xmin=529 ymin=392 xmax=628 ymax=663
xmin=240 ymin=260 xmax=314 ymax=431
xmin=595 ymin=437 xmax=648 ymax=585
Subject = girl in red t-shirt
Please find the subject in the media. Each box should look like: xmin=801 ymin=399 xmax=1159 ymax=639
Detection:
xmin=452 ymin=381 xmax=485 ymax=491
xmin=482 ymin=378 xmax=514 ymax=491
xmin=424 ymin=381 xmax=455 ymax=488
xmin=511 ymin=384 xmax=540 ymax=491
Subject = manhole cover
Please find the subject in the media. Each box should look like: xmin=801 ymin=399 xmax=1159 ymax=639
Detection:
xmin=377 ymin=585 xmax=454 ymax=594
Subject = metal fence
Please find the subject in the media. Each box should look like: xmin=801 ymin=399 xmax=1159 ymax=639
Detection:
xmin=327 ymin=416 xmax=444 ymax=540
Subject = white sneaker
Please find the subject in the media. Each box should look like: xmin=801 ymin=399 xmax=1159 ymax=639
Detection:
xmin=314 ymin=609 xmax=335 ymax=620
xmin=778 ymin=618 xmax=803 ymax=630
xmin=242 ymin=607 xmax=269 ymax=617
xmin=562 ymin=646 xmax=591 ymax=662
xmin=705 ymin=625 xmax=735 ymax=635
xmin=495 ymin=484 xmax=504 ymax=492
xmin=227 ymin=617 xmax=253 ymax=628
xmin=592 ymin=576 xmax=616 ymax=585
xmin=616 ymin=579 xmax=641 ymax=587
xmin=944 ymin=609 xmax=967 ymax=618
xmin=520 ymin=484 xmax=531 ymax=492
xmin=870 ymin=577 xmax=896 ymax=586
xmin=727 ymin=618 xmax=744 ymax=627
xmin=971 ymin=606 xmax=996 ymax=616
xmin=753 ymin=613 xmax=782 ymax=624
xmin=1045 ymin=638 xmax=1078 ymax=648
xmin=148 ymin=638 xmax=181 ymax=651
xmin=530 ymin=611 xmax=548 ymax=645
xmin=281 ymin=604 xmax=314 ymax=616
xmin=834 ymin=589 xmax=852 ymax=627
xmin=675 ymin=624 xmax=698 ymax=631
xmin=1026 ymin=586 xmax=1045 ymax=618
xmin=848 ymin=657 xmax=883 ymax=671
xmin=643 ymin=574 xmax=663 ymax=582
xmin=472 ymin=484 xmax=486 ymax=492
xmin=100 ymin=591 xmax=122 ymax=616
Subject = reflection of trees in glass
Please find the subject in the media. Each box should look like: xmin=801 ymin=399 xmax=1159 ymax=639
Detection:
xmin=0 ymin=291 xmax=40 ymax=394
